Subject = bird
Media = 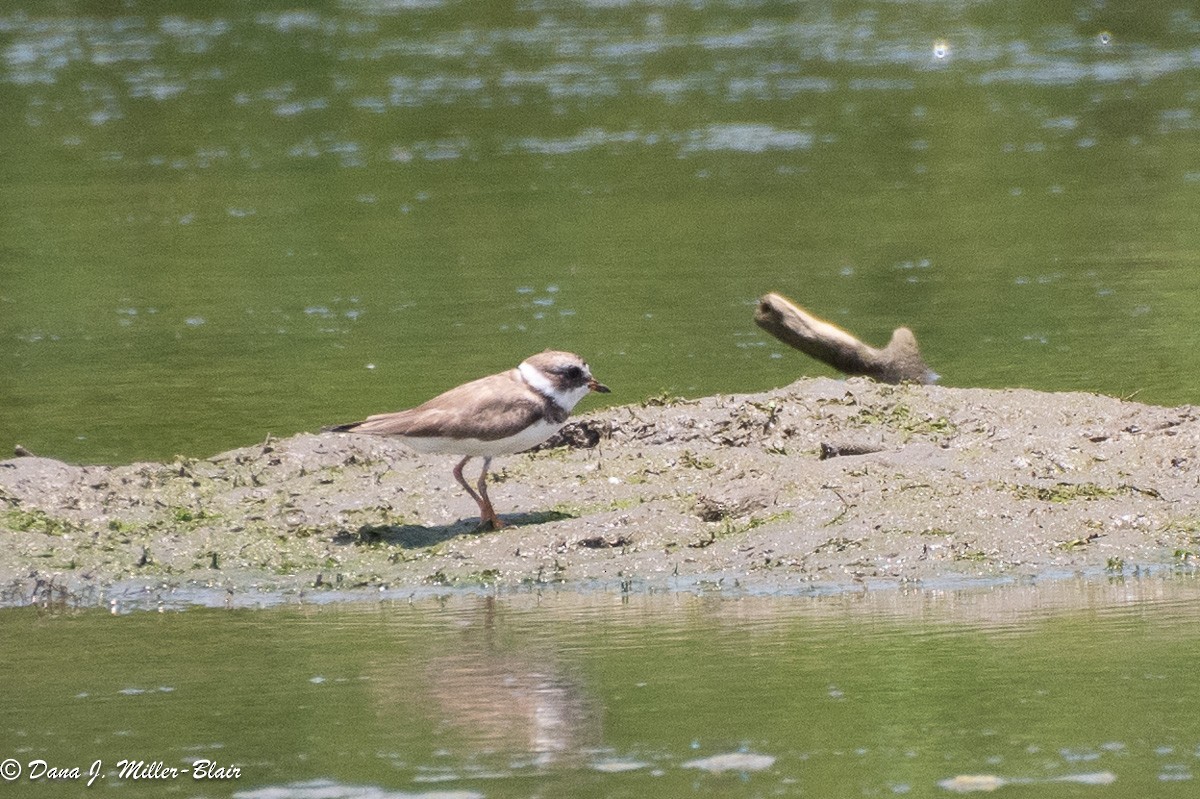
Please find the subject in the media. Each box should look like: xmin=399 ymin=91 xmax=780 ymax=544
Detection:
xmin=328 ymin=350 xmax=609 ymax=530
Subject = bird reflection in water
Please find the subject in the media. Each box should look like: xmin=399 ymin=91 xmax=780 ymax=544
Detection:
xmin=369 ymin=597 xmax=602 ymax=765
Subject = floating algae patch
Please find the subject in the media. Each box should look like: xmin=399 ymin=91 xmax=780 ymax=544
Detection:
xmin=682 ymin=752 xmax=776 ymax=774
xmin=939 ymin=771 xmax=1117 ymax=792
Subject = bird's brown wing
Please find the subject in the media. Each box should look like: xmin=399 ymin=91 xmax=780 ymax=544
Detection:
xmin=332 ymin=369 xmax=558 ymax=441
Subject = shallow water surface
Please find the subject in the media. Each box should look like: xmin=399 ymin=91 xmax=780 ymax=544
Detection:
xmin=2 ymin=1 xmax=1199 ymax=462
xmin=3 ymin=578 xmax=1200 ymax=797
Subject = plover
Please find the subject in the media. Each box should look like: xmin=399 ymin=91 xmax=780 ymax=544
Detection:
xmin=329 ymin=350 xmax=609 ymax=529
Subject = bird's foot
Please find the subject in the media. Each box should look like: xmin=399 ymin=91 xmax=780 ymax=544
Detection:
xmin=474 ymin=515 xmax=506 ymax=533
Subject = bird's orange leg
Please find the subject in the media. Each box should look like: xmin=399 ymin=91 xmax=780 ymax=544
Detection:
xmin=452 ymin=456 xmax=484 ymax=507
xmin=476 ymin=456 xmax=505 ymax=530
xmin=453 ymin=456 xmax=503 ymax=530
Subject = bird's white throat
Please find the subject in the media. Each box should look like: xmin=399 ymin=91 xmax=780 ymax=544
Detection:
xmin=518 ymin=361 xmax=590 ymax=411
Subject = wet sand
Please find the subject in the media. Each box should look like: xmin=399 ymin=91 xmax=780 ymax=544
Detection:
xmin=2 ymin=378 xmax=1199 ymax=609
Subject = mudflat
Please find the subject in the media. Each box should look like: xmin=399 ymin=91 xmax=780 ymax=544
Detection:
xmin=2 ymin=378 xmax=1198 ymax=608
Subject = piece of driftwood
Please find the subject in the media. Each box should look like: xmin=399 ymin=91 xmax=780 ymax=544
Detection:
xmin=755 ymin=292 xmax=937 ymax=385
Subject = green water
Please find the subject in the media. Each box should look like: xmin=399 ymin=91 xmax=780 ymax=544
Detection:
xmin=5 ymin=6 xmax=1200 ymax=795
xmin=2 ymin=582 xmax=1200 ymax=798
xmin=2 ymin=1 xmax=1199 ymax=463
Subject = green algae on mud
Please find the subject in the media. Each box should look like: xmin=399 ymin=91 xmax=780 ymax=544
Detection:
xmin=2 ymin=378 xmax=1200 ymax=608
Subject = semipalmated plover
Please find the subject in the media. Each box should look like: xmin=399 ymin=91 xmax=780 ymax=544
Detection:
xmin=329 ymin=350 xmax=609 ymax=530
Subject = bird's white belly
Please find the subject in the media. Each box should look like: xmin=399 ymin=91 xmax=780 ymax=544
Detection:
xmin=399 ymin=419 xmax=565 ymax=457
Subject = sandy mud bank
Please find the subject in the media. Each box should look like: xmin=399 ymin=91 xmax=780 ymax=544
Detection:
xmin=3 ymin=378 xmax=1199 ymax=608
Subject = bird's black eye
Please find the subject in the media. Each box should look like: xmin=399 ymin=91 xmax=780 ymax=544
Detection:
xmin=563 ymin=365 xmax=583 ymax=380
